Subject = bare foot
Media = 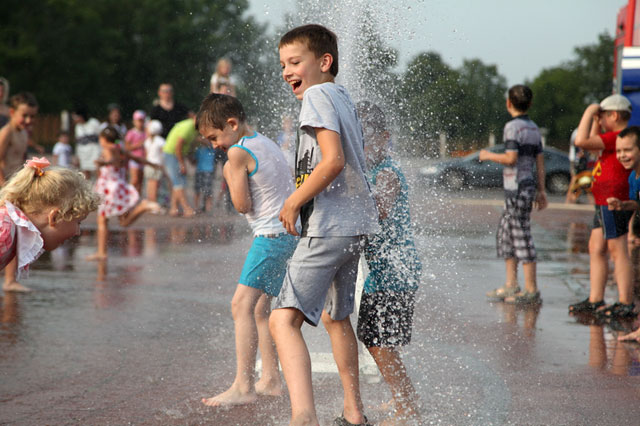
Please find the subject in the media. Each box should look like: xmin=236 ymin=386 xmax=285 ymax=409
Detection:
xmin=254 ymin=377 xmax=283 ymax=397
xmin=86 ymin=253 xmax=108 ymax=261
xmin=202 ymin=385 xmax=258 ymax=407
xmin=618 ymin=328 xmax=640 ymax=343
xmin=182 ymin=209 xmax=196 ymax=218
xmin=368 ymin=398 xmax=394 ymax=414
xmin=169 ymin=209 xmax=180 ymax=217
xmin=3 ymin=281 xmax=31 ymax=292
xmin=378 ymin=413 xmax=422 ymax=426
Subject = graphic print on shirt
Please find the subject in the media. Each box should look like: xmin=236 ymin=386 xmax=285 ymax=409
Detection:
xmin=295 ymin=128 xmax=315 ymax=236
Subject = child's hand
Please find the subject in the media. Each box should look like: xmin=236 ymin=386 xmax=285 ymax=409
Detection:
xmin=478 ymin=149 xmax=490 ymax=162
xmin=279 ymin=197 xmax=300 ymax=236
xmin=607 ymin=197 xmax=622 ymax=210
xmin=535 ymin=191 xmax=548 ymax=211
xmin=630 ymin=234 xmax=640 ymax=248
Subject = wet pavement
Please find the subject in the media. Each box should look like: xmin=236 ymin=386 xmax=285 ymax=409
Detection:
xmin=2 ymin=166 xmax=640 ymax=425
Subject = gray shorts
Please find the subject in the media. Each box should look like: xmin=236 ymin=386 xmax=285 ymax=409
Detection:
xmin=274 ymin=236 xmax=364 ymax=326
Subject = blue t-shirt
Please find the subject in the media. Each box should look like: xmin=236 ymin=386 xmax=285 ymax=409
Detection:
xmin=195 ymin=146 xmax=215 ymax=172
xmin=628 ymin=170 xmax=640 ymax=202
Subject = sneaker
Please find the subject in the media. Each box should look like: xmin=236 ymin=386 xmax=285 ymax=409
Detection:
xmin=598 ymin=302 xmax=637 ymax=319
xmin=486 ymin=285 xmax=521 ymax=300
xmin=504 ymin=290 xmax=541 ymax=305
xmin=568 ymin=298 xmax=604 ymax=314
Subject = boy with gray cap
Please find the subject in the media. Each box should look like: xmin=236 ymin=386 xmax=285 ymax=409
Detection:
xmin=568 ymin=94 xmax=636 ymax=319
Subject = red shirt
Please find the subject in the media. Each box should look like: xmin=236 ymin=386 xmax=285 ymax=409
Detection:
xmin=591 ymin=130 xmax=631 ymax=205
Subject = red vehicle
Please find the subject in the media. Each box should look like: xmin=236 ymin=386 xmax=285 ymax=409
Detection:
xmin=615 ymin=0 xmax=640 ymax=125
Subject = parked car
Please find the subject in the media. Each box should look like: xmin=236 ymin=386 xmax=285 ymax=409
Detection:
xmin=418 ymin=144 xmax=571 ymax=194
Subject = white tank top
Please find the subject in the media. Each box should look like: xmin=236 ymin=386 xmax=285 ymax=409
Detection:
xmin=230 ymin=132 xmax=294 ymax=235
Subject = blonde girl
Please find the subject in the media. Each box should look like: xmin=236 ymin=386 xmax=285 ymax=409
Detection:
xmin=0 ymin=157 xmax=100 ymax=291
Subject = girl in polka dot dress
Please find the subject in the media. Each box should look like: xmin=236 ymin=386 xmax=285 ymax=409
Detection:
xmin=87 ymin=126 xmax=164 ymax=260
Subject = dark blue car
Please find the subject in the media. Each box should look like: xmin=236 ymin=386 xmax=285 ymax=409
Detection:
xmin=419 ymin=144 xmax=571 ymax=194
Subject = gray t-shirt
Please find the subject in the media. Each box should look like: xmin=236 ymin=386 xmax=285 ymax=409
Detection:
xmin=296 ymin=83 xmax=379 ymax=237
xmin=503 ymin=115 xmax=542 ymax=196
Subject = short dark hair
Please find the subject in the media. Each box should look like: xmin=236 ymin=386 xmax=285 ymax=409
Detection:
xmin=9 ymin=92 xmax=38 ymax=109
xmin=279 ymin=24 xmax=339 ymax=77
xmin=99 ymin=126 xmax=119 ymax=143
xmin=619 ymin=126 xmax=640 ymax=149
xmin=508 ymin=85 xmax=533 ymax=112
xmin=357 ymin=101 xmax=387 ymax=134
xmin=196 ymin=93 xmax=246 ymax=131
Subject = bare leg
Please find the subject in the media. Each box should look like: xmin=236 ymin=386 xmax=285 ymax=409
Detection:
xmin=321 ymin=311 xmax=366 ymax=425
xmin=522 ymin=261 xmax=537 ymax=294
xmin=194 ymin=192 xmax=201 ymax=213
xmin=202 ymin=285 xmax=263 ymax=407
xmin=119 ymin=200 xmax=162 ymax=227
xmin=505 ymin=257 xmax=518 ymax=288
xmin=254 ymin=293 xmax=282 ymax=396
xmin=608 ymin=235 xmax=634 ymax=304
xmin=86 ymin=216 xmax=109 ymax=261
xmin=269 ymin=308 xmax=319 ymax=426
xmin=367 ymin=346 xmax=419 ymax=424
xmin=174 ymin=188 xmax=195 ymax=217
xmin=146 ymin=179 xmax=159 ymax=203
xmin=130 ymin=168 xmax=143 ymax=193
xmin=588 ymin=228 xmax=608 ymax=303
xmin=205 ymin=194 xmax=213 ymax=213
xmin=3 ymin=258 xmax=30 ymax=292
xmin=169 ymin=188 xmax=180 ymax=216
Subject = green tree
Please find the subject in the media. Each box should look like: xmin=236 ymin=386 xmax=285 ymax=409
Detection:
xmin=529 ymin=31 xmax=614 ymax=147
xmin=0 ymin=0 xmax=269 ymax=122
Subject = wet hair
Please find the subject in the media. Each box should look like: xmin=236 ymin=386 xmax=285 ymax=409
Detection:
xmin=357 ymin=101 xmax=387 ymax=134
xmin=618 ymin=110 xmax=632 ymax=122
xmin=100 ymin=126 xmax=120 ymax=143
xmin=0 ymin=164 xmax=100 ymax=222
xmin=195 ymin=93 xmax=246 ymax=131
xmin=9 ymin=92 xmax=38 ymax=110
xmin=619 ymin=126 xmax=640 ymax=149
xmin=508 ymin=85 xmax=533 ymax=112
xmin=279 ymin=24 xmax=339 ymax=77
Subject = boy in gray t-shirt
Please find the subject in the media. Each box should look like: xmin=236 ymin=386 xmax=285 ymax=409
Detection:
xmin=271 ymin=24 xmax=378 ymax=426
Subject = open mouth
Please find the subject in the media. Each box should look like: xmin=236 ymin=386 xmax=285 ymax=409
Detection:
xmin=291 ymin=80 xmax=302 ymax=91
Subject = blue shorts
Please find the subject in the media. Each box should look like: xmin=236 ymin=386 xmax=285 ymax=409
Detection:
xmin=239 ymin=233 xmax=298 ymax=297
xmin=593 ymin=206 xmax=632 ymax=240
xmin=164 ymin=153 xmax=186 ymax=188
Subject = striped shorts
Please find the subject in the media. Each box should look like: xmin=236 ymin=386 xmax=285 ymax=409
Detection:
xmin=496 ymin=186 xmax=536 ymax=263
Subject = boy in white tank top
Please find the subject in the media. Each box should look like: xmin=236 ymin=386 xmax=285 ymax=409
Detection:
xmin=195 ymin=93 xmax=298 ymax=407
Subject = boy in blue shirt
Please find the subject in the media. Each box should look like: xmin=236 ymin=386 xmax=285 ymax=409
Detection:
xmin=193 ymin=139 xmax=216 ymax=213
xmin=270 ymin=24 xmax=379 ymax=426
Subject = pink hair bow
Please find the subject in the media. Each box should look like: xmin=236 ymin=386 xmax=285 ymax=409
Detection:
xmin=25 ymin=157 xmax=50 ymax=176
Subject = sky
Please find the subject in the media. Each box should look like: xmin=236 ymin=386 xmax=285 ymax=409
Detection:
xmin=246 ymin=0 xmax=620 ymax=86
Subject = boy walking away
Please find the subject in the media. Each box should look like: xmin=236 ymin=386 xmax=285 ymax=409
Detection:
xmin=481 ymin=85 xmax=547 ymax=305
xmin=568 ymin=94 xmax=635 ymax=319
xmin=270 ymin=25 xmax=379 ymax=426
xmin=356 ymin=102 xmax=422 ymax=425
xmin=196 ymin=93 xmax=298 ymax=407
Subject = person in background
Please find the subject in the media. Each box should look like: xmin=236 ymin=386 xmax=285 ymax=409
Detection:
xmin=99 ymin=103 xmax=127 ymax=139
xmin=52 ymin=130 xmax=73 ymax=168
xmin=0 ymin=78 xmax=10 ymax=128
xmin=125 ymin=110 xmax=147 ymax=193
xmin=144 ymin=120 xmax=165 ymax=203
xmin=163 ymin=117 xmax=198 ymax=217
xmin=150 ymin=83 xmax=190 ymax=139
xmin=0 ymin=92 xmax=39 ymax=292
xmin=72 ymin=106 xmax=101 ymax=181
xmin=193 ymin=138 xmax=216 ymax=214
xmin=209 ymin=58 xmax=237 ymax=96
xmin=86 ymin=126 xmax=163 ymax=261
xmin=481 ymin=85 xmax=547 ymax=305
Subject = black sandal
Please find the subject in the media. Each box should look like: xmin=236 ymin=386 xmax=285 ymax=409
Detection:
xmin=598 ymin=302 xmax=637 ymax=319
xmin=568 ymin=298 xmax=604 ymax=314
xmin=334 ymin=413 xmax=371 ymax=426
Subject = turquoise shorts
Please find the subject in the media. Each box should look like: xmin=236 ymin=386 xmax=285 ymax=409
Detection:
xmin=239 ymin=233 xmax=298 ymax=297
